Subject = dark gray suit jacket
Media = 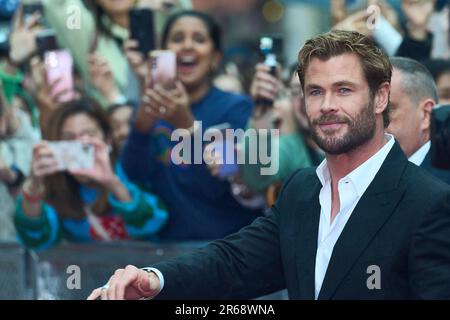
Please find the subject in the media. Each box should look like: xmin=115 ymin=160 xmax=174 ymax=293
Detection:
xmin=154 ymin=142 xmax=450 ymax=299
xmin=420 ymin=151 xmax=450 ymax=185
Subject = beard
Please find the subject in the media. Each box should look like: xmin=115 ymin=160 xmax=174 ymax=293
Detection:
xmin=309 ymin=99 xmax=376 ymax=155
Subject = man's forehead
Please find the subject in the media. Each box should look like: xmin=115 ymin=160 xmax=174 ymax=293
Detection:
xmin=305 ymin=53 xmax=364 ymax=82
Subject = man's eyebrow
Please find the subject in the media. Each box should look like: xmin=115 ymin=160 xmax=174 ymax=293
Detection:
xmin=333 ymin=81 xmax=357 ymax=87
xmin=305 ymin=84 xmax=322 ymax=90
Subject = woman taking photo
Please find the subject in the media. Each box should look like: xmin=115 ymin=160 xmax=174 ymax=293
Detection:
xmin=15 ymin=98 xmax=168 ymax=250
xmin=122 ymin=10 xmax=262 ymax=241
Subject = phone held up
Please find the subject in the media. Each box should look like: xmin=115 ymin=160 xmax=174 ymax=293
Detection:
xmin=43 ymin=49 xmax=75 ymax=103
xmin=256 ymin=35 xmax=283 ymax=107
xmin=47 ymin=141 xmax=95 ymax=172
xmin=148 ymin=50 xmax=177 ymax=90
xmin=129 ymin=8 xmax=155 ymax=56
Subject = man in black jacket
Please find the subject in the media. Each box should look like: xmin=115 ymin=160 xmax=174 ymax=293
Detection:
xmin=88 ymin=30 xmax=450 ymax=300
xmin=387 ymin=57 xmax=450 ymax=184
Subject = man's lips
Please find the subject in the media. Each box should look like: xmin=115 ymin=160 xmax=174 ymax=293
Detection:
xmin=317 ymin=122 xmax=347 ymax=130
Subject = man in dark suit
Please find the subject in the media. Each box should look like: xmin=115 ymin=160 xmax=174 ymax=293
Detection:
xmin=88 ymin=30 xmax=450 ymax=300
xmin=387 ymin=57 xmax=450 ymax=184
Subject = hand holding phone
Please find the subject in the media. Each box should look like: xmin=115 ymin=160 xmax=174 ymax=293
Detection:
xmin=44 ymin=50 xmax=75 ymax=103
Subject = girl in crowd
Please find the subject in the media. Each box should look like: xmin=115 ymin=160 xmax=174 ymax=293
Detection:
xmin=15 ymin=98 xmax=168 ymax=250
xmin=122 ymin=10 xmax=262 ymax=241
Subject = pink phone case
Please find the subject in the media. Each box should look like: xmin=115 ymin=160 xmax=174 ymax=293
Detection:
xmin=148 ymin=50 xmax=177 ymax=90
xmin=44 ymin=50 xmax=75 ymax=103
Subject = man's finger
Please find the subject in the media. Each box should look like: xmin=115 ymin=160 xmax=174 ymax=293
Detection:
xmin=115 ymin=265 xmax=140 ymax=300
xmin=87 ymin=288 xmax=102 ymax=300
xmin=107 ymin=271 xmax=123 ymax=300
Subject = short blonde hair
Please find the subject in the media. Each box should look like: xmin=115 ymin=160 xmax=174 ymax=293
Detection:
xmin=297 ymin=30 xmax=392 ymax=127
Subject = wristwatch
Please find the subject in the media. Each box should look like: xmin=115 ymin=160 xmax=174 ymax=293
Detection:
xmin=6 ymin=164 xmax=25 ymax=188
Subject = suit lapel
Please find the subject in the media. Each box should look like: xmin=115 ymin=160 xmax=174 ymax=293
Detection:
xmin=318 ymin=142 xmax=408 ymax=299
xmin=295 ymin=175 xmax=321 ymax=299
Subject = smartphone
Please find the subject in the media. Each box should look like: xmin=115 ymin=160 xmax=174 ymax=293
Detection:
xmin=129 ymin=8 xmax=155 ymax=56
xmin=256 ymin=35 xmax=283 ymax=107
xmin=36 ymin=29 xmax=58 ymax=58
xmin=205 ymin=123 xmax=239 ymax=178
xmin=48 ymin=141 xmax=95 ymax=171
xmin=44 ymin=50 xmax=75 ymax=103
xmin=148 ymin=50 xmax=176 ymax=90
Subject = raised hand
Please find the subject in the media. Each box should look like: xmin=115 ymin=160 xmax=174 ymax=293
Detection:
xmin=9 ymin=5 xmax=43 ymax=66
xmin=140 ymin=81 xmax=194 ymax=129
xmin=88 ymin=54 xmax=122 ymax=105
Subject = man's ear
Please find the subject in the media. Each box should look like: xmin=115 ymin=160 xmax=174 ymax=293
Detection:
xmin=419 ymin=98 xmax=435 ymax=131
xmin=374 ymin=82 xmax=390 ymax=116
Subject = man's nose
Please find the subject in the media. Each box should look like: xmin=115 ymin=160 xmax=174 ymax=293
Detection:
xmin=320 ymin=93 xmax=338 ymax=113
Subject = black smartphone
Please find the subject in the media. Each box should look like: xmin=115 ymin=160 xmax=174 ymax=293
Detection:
xmin=129 ymin=8 xmax=155 ymax=56
xmin=36 ymin=29 xmax=58 ymax=58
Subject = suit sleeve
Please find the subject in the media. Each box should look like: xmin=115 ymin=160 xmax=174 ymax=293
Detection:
xmin=409 ymin=188 xmax=450 ymax=299
xmin=152 ymin=173 xmax=300 ymax=299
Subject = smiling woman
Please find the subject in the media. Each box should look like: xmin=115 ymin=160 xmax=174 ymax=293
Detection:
xmin=122 ymin=10 xmax=262 ymax=241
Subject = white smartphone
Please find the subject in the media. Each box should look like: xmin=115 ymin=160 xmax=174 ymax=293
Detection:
xmin=48 ymin=141 xmax=94 ymax=171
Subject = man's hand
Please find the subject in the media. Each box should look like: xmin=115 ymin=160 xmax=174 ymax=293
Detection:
xmin=87 ymin=265 xmax=161 ymax=300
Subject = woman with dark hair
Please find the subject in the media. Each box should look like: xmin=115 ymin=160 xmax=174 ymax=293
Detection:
xmin=14 ymin=98 xmax=168 ymax=250
xmin=122 ymin=10 xmax=262 ymax=241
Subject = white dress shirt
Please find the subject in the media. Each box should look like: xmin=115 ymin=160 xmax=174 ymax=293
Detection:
xmin=314 ymin=134 xmax=395 ymax=299
xmin=408 ymin=141 xmax=431 ymax=166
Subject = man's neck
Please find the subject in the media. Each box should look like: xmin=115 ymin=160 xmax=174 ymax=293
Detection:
xmin=326 ymin=130 xmax=387 ymax=185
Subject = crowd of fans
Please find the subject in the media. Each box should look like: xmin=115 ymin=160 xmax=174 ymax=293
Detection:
xmin=0 ymin=0 xmax=449 ymax=250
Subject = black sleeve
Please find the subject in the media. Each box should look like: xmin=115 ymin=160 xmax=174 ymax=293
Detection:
xmin=152 ymin=173 xmax=302 ymax=299
xmin=409 ymin=189 xmax=450 ymax=299
xmin=395 ymin=31 xmax=433 ymax=61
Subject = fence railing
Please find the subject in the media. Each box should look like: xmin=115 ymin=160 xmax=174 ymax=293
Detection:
xmin=0 ymin=241 xmax=287 ymax=300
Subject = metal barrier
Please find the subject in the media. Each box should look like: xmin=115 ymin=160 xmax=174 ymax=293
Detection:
xmin=0 ymin=241 xmax=287 ymax=300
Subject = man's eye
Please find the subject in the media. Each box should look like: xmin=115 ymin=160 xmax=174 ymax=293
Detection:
xmin=338 ymin=88 xmax=351 ymax=94
xmin=309 ymin=89 xmax=321 ymax=96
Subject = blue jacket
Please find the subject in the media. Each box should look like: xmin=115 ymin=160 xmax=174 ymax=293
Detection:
xmin=121 ymin=87 xmax=262 ymax=241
